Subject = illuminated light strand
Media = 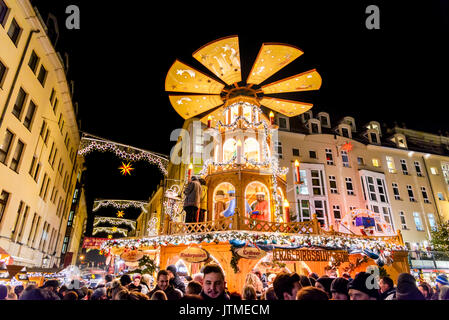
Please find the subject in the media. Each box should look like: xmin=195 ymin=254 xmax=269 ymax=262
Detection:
xmin=93 ymin=227 xmax=128 ymax=237
xmin=100 ymin=230 xmax=407 ymax=253
xmin=92 ymin=200 xmax=148 ymax=213
xmin=147 ymin=217 xmax=159 ymax=236
xmin=78 ymin=137 xmax=169 ymax=176
xmin=93 ymin=216 xmax=137 ymax=230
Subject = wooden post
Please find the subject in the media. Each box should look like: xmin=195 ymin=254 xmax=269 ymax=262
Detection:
xmin=312 ymin=214 xmax=320 ymax=235
xmin=397 ymin=229 xmax=405 ymax=246
xmin=233 ymin=208 xmax=240 ymax=230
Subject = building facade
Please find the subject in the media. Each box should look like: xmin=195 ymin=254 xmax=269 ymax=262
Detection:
xmin=276 ymin=110 xmax=449 ymax=251
xmin=0 ymin=0 xmax=81 ymax=267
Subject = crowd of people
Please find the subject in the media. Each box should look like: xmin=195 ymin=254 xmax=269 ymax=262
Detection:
xmin=1 ymin=263 xmax=449 ymax=301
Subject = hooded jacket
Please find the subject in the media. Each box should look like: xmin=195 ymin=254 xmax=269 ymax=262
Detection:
xmin=148 ymin=285 xmax=182 ymax=300
xmin=183 ymin=180 xmax=201 ymax=208
xmin=167 ymin=264 xmax=186 ymax=293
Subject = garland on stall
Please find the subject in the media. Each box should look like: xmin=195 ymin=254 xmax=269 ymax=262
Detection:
xmin=230 ymin=247 xmax=241 ymax=273
xmin=100 ymin=230 xmax=407 ymax=253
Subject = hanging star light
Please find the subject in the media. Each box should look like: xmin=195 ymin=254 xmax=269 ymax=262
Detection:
xmin=119 ymin=162 xmax=134 ymax=175
xmin=116 ymin=211 xmax=125 ymax=218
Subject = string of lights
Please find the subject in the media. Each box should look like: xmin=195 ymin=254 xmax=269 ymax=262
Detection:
xmin=92 ymin=199 xmax=148 ymax=213
xmin=93 ymin=216 xmax=137 ymax=230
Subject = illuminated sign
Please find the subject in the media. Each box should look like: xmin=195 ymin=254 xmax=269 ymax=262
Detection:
xmin=272 ymin=249 xmax=349 ymax=262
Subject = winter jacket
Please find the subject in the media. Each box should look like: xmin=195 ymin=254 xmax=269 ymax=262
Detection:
xmin=166 ymin=265 xmax=186 ymax=293
xmin=148 ymin=285 xmax=182 ymax=300
xmin=200 ymin=290 xmax=230 ymax=301
xmin=183 ymin=180 xmax=201 ymax=208
xmin=380 ymin=287 xmax=396 ymax=300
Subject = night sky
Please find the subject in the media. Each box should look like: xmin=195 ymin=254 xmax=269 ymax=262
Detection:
xmin=31 ymin=1 xmax=449 ymax=234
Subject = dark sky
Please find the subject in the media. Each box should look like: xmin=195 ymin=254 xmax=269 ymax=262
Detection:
xmin=31 ymin=1 xmax=449 ymax=234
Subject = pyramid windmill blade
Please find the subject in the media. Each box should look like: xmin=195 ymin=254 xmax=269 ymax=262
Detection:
xmin=192 ymin=35 xmax=242 ymax=85
xmin=247 ymin=43 xmax=304 ymax=85
xmin=165 ymin=60 xmax=225 ymax=94
xmin=260 ymin=97 xmax=313 ymax=117
xmin=261 ymin=69 xmax=322 ymax=94
xmin=168 ymin=95 xmax=223 ymax=119
xmin=199 ymin=104 xmax=227 ymax=127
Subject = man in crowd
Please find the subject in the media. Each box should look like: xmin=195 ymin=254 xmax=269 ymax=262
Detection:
xmin=167 ymin=264 xmax=186 ymax=294
xmin=273 ymin=272 xmax=302 ymax=300
xmin=431 ymin=274 xmax=449 ymax=300
xmin=200 ymin=265 xmax=230 ymax=300
xmin=379 ymin=276 xmax=396 ymax=300
xmin=183 ymin=176 xmax=201 ymax=223
xmin=148 ymin=270 xmax=182 ymax=300
xmin=348 ymin=272 xmax=379 ymax=300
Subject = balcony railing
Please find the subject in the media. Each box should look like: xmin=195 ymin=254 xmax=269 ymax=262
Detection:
xmin=408 ymin=250 xmax=449 ymax=269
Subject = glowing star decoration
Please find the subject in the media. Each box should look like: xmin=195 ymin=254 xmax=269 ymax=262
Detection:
xmin=112 ymin=227 xmax=118 ymax=232
xmin=119 ymin=162 xmax=134 ymax=176
xmin=341 ymin=142 xmax=353 ymax=152
xmin=108 ymin=235 xmax=113 ymax=239
xmin=116 ymin=211 xmax=125 ymax=218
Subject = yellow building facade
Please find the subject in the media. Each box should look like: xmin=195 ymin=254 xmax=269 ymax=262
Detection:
xmin=0 ymin=0 xmax=81 ymax=267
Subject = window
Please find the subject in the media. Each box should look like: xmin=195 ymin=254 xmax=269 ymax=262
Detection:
xmin=57 ymin=114 xmax=63 ymax=129
xmin=0 ymin=129 xmax=14 ymax=164
xmin=314 ymin=200 xmax=328 ymax=227
xmin=329 ymin=176 xmax=338 ymax=194
xmin=382 ymin=206 xmax=392 ymax=225
xmin=37 ymin=65 xmax=47 ymax=86
xmin=345 ymin=177 xmax=354 ymax=195
xmin=11 ymin=201 xmax=24 ymax=241
xmin=0 ymin=59 xmax=7 ymax=86
xmin=400 ymin=159 xmax=408 ymax=175
xmin=39 ymin=120 xmax=47 ymax=139
xmin=372 ymin=158 xmax=380 ymax=167
xmin=333 ymin=205 xmax=341 ymax=220
xmin=407 ymin=185 xmax=415 ymax=202
xmin=23 ymin=100 xmax=36 ymax=130
xmin=413 ymin=212 xmax=424 ymax=231
xmin=325 ymin=148 xmax=334 ymax=165
xmin=421 ymin=187 xmax=430 ymax=203
xmin=386 ymin=156 xmax=396 ymax=173
xmin=31 ymin=216 xmax=41 ymax=248
xmin=33 ymin=161 xmax=41 ymax=182
xmin=275 ymin=140 xmax=283 ymax=159
xmin=357 ymin=157 xmax=364 ymax=166
xmin=392 ymin=183 xmax=401 ymax=200
xmin=48 ymin=142 xmax=55 ymax=164
xmin=319 ymin=114 xmax=329 ymax=127
xmin=302 ymin=112 xmax=311 ymax=123
xmin=27 ymin=213 xmax=37 ymax=246
xmin=366 ymin=176 xmax=377 ymax=201
xmin=292 ymin=148 xmax=300 ymax=156
xmin=399 ymin=211 xmax=407 ymax=230
xmin=311 ymin=170 xmax=325 ymax=196
xmin=7 ymin=18 xmax=22 ymax=46
xmin=12 ymin=87 xmax=27 ymax=120
xmin=9 ymin=139 xmax=24 ymax=172
xmin=414 ymin=161 xmax=423 ymax=177
xmin=376 ymin=178 xmax=388 ymax=203
xmin=427 ymin=213 xmax=437 ymax=231
xmin=52 ymin=98 xmax=58 ymax=113
xmin=370 ymin=132 xmax=379 ymax=144
xmin=442 ymin=164 xmax=449 ymax=185
xmin=0 ymin=190 xmax=10 ymax=223
xmin=430 ymin=167 xmax=438 ymax=175
xmin=311 ymin=122 xmax=320 ymax=134
xmin=39 ymin=173 xmax=48 ymax=198
xmin=309 ymin=150 xmax=317 ymax=159
xmin=296 ymin=170 xmax=308 ymax=195
xmin=437 ymin=192 xmax=445 ymax=201
xmin=341 ymin=150 xmax=349 ymax=168
xmin=278 ymin=117 xmax=287 ymax=129
xmin=69 ymin=148 xmax=75 ymax=163
xmin=0 ymin=0 xmax=9 ymax=26
xmin=28 ymin=51 xmax=39 ymax=73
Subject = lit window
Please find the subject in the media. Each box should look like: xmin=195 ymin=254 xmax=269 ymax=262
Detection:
xmin=372 ymin=158 xmax=380 ymax=167
xmin=345 ymin=177 xmax=354 ymax=195
xmin=427 ymin=213 xmax=436 ymax=231
xmin=298 ymin=170 xmax=308 ymax=195
xmin=325 ymin=148 xmax=334 ymax=165
xmin=386 ymin=156 xmax=396 ymax=173
xmin=413 ymin=212 xmax=424 ymax=231
xmin=442 ymin=164 xmax=449 ymax=185
xmin=431 ymin=167 xmax=438 ymax=175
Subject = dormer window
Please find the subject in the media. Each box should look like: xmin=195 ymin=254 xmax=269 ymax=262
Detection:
xmin=277 ymin=115 xmax=289 ymax=130
xmin=318 ymin=112 xmax=330 ymax=128
xmin=338 ymin=123 xmax=352 ymax=138
xmin=391 ymin=133 xmax=407 ymax=149
xmin=301 ymin=110 xmax=312 ymax=123
xmin=366 ymin=121 xmax=381 ymax=136
xmin=343 ymin=116 xmax=356 ymax=132
xmin=307 ymin=119 xmax=321 ymax=134
xmin=367 ymin=129 xmax=380 ymax=145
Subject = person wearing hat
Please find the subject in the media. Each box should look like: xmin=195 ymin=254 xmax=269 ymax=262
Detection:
xmin=330 ymin=277 xmax=349 ymax=300
xmin=183 ymin=175 xmax=201 ymax=223
xmin=315 ymin=276 xmax=334 ymax=298
xmin=395 ymin=273 xmax=425 ymax=300
xmin=431 ymin=273 xmax=449 ymax=300
xmin=128 ymin=274 xmax=142 ymax=292
xmin=167 ymin=264 xmax=186 ymax=294
xmin=273 ymin=272 xmax=302 ymax=300
xmin=250 ymin=192 xmax=269 ymax=221
xmin=348 ymin=272 xmax=379 ymax=300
